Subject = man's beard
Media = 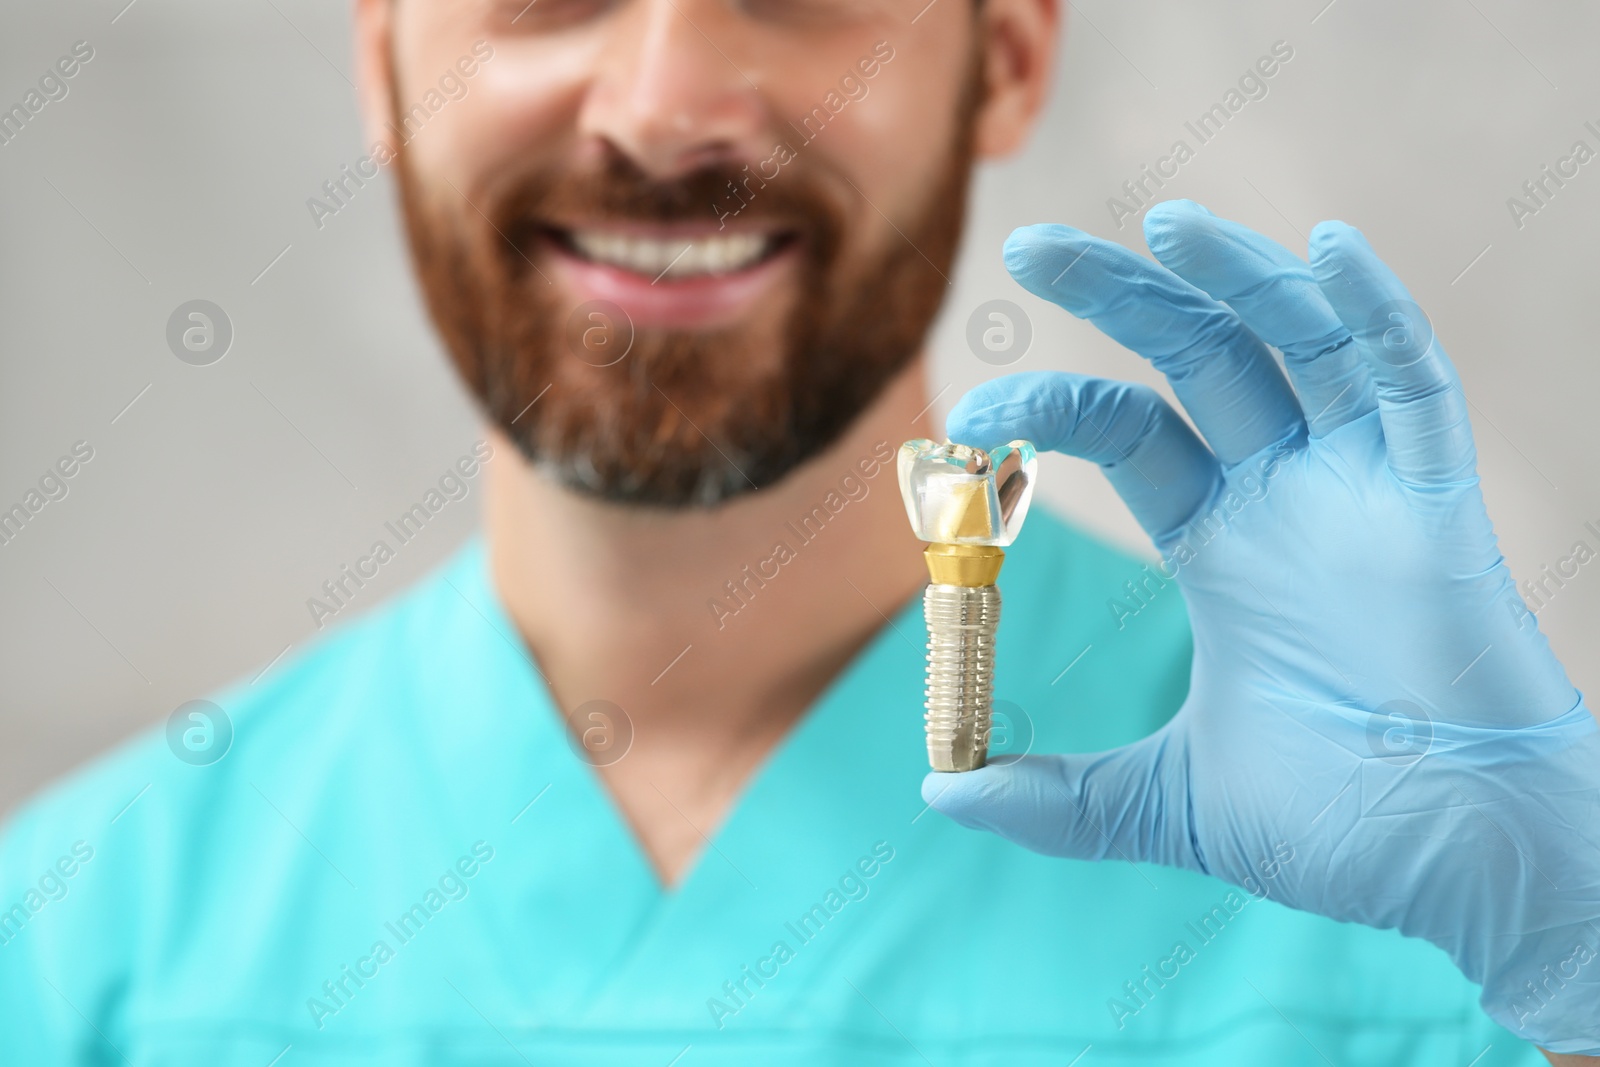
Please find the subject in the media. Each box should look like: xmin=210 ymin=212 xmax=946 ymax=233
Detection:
xmin=393 ymin=71 xmax=979 ymax=508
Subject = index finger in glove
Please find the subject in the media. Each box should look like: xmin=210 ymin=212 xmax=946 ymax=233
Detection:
xmin=949 ymin=371 xmax=1222 ymax=546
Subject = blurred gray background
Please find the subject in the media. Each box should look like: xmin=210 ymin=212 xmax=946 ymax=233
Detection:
xmin=3 ymin=0 xmax=1596 ymax=817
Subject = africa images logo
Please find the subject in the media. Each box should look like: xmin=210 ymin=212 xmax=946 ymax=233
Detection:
xmin=165 ymin=700 xmax=233 ymax=767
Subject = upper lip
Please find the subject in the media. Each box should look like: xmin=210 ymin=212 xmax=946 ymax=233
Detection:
xmin=543 ymin=219 xmax=789 ymax=240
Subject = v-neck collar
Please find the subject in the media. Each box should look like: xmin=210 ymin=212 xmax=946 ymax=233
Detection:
xmin=375 ymin=516 xmax=1115 ymax=1034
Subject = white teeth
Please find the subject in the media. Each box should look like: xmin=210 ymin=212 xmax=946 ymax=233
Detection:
xmin=569 ymin=230 xmax=771 ymax=278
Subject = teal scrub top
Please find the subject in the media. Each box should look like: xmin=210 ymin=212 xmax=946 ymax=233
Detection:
xmin=0 ymin=509 xmax=1537 ymax=1065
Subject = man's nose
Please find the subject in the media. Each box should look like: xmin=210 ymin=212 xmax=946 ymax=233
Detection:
xmin=579 ymin=0 xmax=769 ymax=181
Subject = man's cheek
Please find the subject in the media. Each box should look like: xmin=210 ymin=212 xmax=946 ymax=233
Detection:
xmin=839 ymin=74 xmax=869 ymax=103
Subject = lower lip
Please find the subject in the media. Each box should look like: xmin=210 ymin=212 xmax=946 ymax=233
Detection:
xmin=541 ymin=234 xmax=798 ymax=329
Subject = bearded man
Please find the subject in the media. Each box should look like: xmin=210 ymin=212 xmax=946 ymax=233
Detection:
xmin=3 ymin=0 xmax=1596 ymax=1063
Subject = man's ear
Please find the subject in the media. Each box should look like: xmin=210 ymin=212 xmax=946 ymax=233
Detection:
xmin=971 ymin=0 xmax=1060 ymax=159
xmin=353 ymin=0 xmax=397 ymax=152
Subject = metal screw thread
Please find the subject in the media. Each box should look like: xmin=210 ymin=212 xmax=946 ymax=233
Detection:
xmin=923 ymin=583 xmax=1001 ymax=772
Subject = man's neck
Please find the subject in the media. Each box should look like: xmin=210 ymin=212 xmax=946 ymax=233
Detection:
xmin=484 ymin=358 xmax=936 ymax=884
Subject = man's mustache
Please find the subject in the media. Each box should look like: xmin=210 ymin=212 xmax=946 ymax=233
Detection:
xmin=485 ymin=154 xmax=826 ymax=234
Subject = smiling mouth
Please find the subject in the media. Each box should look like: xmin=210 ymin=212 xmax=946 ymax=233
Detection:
xmin=548 ymin=226 xmax=796 ymax=281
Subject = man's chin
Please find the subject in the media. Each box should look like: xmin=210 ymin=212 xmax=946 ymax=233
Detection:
xmin=523 ymin=437 xmax=774 ymax=511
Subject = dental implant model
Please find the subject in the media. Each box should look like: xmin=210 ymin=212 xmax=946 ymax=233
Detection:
xmin=898 ymin=439 xmax=1036 ymax=772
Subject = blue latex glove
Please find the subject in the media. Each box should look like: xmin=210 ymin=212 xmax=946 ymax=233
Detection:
xmin=924 ymin=201 xmax=1600 ymax=1056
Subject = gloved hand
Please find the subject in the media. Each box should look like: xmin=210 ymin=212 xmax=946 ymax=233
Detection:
xmin=924 ymin=200 xmax=1600 ymax=1056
